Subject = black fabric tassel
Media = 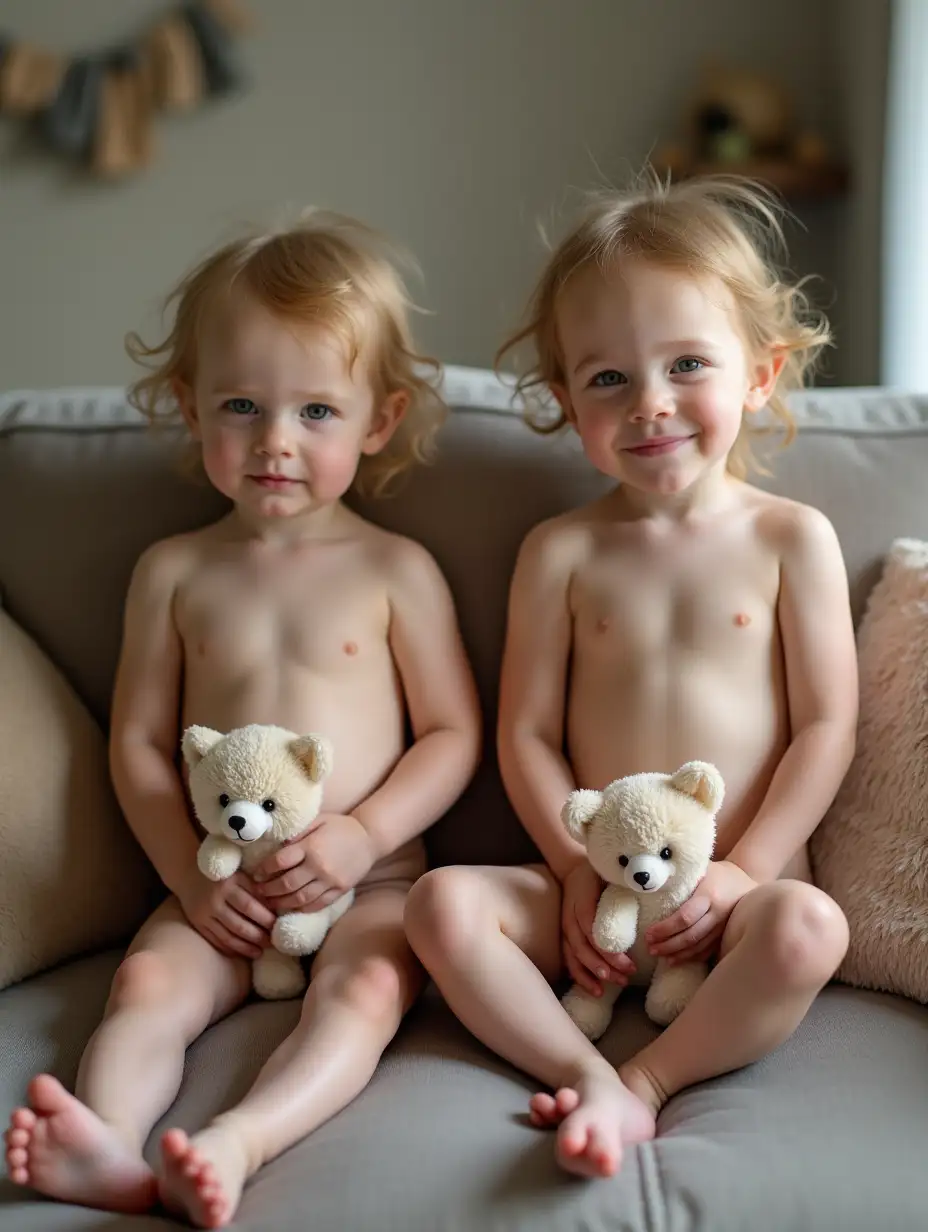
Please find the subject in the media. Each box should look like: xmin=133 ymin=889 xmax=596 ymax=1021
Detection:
xmin=182 ymin=2 xmax=244 ymax=95
xmin=42 ymin=57 xmax=103 ymax=158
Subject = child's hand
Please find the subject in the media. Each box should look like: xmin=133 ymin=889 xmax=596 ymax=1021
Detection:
xmin=561 ymin=859 xmax=636 ymax=997
xmin=646 ymin=859 xmax=757 ymax=965
xmin=254 ymin=813 xmax=377 ymax=912
xmin=177 ymin=869 xmax=276 ymax=960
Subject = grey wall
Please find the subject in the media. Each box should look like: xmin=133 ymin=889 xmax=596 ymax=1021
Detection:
xmin=0 ymin=0 xmax=879 ymax=389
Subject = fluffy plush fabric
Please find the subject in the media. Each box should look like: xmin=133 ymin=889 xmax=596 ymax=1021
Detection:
xmin=0 ymin=609 xmax=158 ymax=989
xmin=811 ymin=538 xmax=928 ymax=1003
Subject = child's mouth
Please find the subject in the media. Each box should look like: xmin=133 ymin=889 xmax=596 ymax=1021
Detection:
xmin=624 ymin=436 xmax=693 ymax=458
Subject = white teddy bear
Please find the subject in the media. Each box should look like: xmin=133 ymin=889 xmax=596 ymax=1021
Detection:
xmin=561 ymin=760 xmax=724 ymax=1040
xmin=182 ymin=723 xmax=354 ymax=1001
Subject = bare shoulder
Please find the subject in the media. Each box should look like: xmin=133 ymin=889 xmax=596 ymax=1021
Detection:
xmin=352 ymin=518 xmax=450 ymax=600
xmin=747 ymin=489 xmax=843 ymax=564
xmin=129 ymin=529 xmax=206 ymax=598
xmin=516 ymin=504 xmax=598 ymax=581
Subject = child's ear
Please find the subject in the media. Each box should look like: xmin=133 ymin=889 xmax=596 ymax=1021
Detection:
xmin=744 ymin=350 xmax=786 ymax=414
xmin=173 ymin=378 xmax=201 ymax=439
xmin=361 ymin=389 xmax=407 ymax=456
xmin=551 ymin=382 xmax=577 ymax=427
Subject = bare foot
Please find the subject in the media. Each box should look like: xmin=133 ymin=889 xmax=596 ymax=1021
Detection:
xmin=158 ymin=1125 xmax=250 ymax=1229
xmin=528 ymin=1068 xmax=657 ymax=1178
xmin=2 ymin=1074 xmax=156 ymax=1213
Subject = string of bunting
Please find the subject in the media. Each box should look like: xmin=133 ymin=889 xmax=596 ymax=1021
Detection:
xmin=0 ymin=0 xmax=251 ymax=180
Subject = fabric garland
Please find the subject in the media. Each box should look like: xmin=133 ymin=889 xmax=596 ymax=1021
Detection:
xmin=0 ymin=0 xmax=251 ymax=180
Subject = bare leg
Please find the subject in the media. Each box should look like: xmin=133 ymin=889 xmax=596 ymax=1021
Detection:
xmin=158 ymin=888 xmax=422 ymax=1229
xmin=405 ymin=865 xmax=655 ymax=1179
xmin=3 ymin=898 xmax=249 ymax=1213
xmin=619 ymin=881 xmax=849 ymax=1112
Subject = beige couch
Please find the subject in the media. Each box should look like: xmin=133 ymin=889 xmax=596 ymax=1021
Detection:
xmin=1 ymin=372 xmax=927 ymax=1231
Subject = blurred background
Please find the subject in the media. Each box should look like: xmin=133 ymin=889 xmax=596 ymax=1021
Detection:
xmin=0 ymin=1 xmax=921 ymax=392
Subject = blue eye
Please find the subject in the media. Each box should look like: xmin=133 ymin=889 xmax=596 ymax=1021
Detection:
xmin=302 ymin=403 xmax=333 ymax=421
xmin=591 ymin=370 xmax=625 ymax=388
xmin=223 ymin=398 xmax=256 ymax=415
xmin=671 ymin=358 xmax=704 ymax=374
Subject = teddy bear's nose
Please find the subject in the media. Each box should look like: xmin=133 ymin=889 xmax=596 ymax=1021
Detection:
xmin=633 ymin=870 xmax=650 ymax=887
xmin=228 ymin=815 xmax=246 ymax=833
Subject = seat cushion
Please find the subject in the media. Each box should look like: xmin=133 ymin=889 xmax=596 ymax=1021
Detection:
xmin=2 ymin=955 xmax=926 ymax=1231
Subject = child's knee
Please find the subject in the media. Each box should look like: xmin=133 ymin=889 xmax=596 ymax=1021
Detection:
xmin=311 ymin=955 xmax=405 ymax=1024
xmin=109 ymin=951 xmax=175 ymax=1011
xmin=404 ymin=866 xmax=483 ymax=960
xmin=759 ymin=884 xmax=849 ymax=988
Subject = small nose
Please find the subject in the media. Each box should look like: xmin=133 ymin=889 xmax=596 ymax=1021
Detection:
xmin=633 ymin=870 xmax=650 ymax=887
xmin=255 ymin=415 xmax=294 ymax=457
xmin=629 ymin=386 xmax=672 ymax=423
xmin=228 ymin=815 xmax=246 ymax=833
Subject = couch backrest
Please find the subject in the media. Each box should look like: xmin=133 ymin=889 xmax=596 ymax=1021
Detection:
xmin=2 ymin=372 xmax=927 ymax=866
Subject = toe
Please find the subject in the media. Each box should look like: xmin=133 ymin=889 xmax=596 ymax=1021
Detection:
xmin=161 ymin=1129 xmax=190 ymax=1162
xmin=6 ymin=1128 xmax=30 ymax=1148
xmin=27 ymin=1074 xmax=67 ymax=1113
xmin=554 ymin=1088 xmax=581 ymax=1116
xmin=7 ymin=1146 xmax=28 ymax=1169
xmin=528 ymin=1093 xmax=557 ymax=1125
xmin=11 ymin=1108 xmax=36 ymax=1132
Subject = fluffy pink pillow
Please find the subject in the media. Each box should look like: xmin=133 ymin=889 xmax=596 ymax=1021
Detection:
xmin=811 ymin=538 xmax=928 ymax=1002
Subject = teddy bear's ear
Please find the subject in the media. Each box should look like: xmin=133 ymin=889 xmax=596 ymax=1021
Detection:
xmin=561 ymin=789 xmax=604 ymax=841
xmin=181 ymin=726 xmax=224 ymax=768
xmin=290 ymin=734 xmax=334 ymax=783
xmin=669 ymin=761 xmax=725 ymax=813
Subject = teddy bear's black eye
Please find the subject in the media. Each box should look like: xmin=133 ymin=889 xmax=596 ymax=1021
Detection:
xmin=618 ymin=855 xmax=629 ymax=867
xmin=660 ymin=847 xmax=672 ymax=860
xmin=262 ymin=799 xmax=275 ymax=812
xmin=219 ymin=793 xmax=229 ymax=808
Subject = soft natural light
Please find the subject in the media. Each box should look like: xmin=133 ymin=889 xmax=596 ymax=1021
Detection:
xmin=882 ymin=0 xmax=928 ymax=390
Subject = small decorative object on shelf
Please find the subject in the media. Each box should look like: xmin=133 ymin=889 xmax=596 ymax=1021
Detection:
xmin=0 ymin=0 xmax=252 ymax=181
xmin=654 ymin=64 xmax=849 ymax=202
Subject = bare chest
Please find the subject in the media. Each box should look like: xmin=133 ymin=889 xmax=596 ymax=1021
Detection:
xmin=175 ymin=553 xmax=388 ymax=675
xmin=572 ymin=537 xmax=781 ymax=667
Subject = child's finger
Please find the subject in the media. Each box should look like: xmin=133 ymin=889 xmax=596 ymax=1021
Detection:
xmin=652 ymin=910 xmax=717 ymax=956
xmin=647 ymin=895 xmax=710 ymax=944
xmin=257 ymin=865 xmax=313 ymax=900
xmin=228 ymin=885 xmax=275 ymax=929
xmin=253 ymin=844 xmax=305 ymax=883
xmin=567 ymin=917 xmax=611 ymax=987
xmin=565 ymin=949 xmax=602 ymax=997
xmin=208 ymin=921 xmax=262 ymax=960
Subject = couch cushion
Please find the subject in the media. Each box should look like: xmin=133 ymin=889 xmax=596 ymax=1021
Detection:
xmin=1 ymin=954 xmax=926 ymax=1231
xmin=2 ymin=378 xmax=928 ymax=870
xmin=812 ymin=538 xmax=928 ymax=1003
xmin=0 ymin=609 xmax=159 ymax=991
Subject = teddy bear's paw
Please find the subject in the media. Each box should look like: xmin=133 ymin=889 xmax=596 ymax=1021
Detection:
xmin=272 ymin=912 xmax=331 ymax=956
xmin=252 ymin=950 xmax=306 ymax=1000
xmin=645 ymin=960 xmax=708 ymax=1026
xmin=562 ymin=986 xmax=615 ymax=1042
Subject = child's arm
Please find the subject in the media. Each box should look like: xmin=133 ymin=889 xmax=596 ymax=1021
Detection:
xmin=727 ymin=507 xmax=858 ymax=883
xmin=354 ymin=538 xmax=482 ymax=852
xmin=110 ymin=541 xmax=275 ymax=958
xmin=497 ymin=522 xmax=584 ymax=879
xmin=648 ymin=509 xmax=858 ymax=964
xmin=498 ymin=522 xmax=634 ymax=995
xmin=257 ymin=539 xmax=482 ymax=909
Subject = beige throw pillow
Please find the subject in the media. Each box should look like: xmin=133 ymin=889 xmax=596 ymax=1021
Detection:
xmin=0 ymin=608 xmax=159 ymax=989
xmin=811 ymin=538 xmax=928 ymax=1002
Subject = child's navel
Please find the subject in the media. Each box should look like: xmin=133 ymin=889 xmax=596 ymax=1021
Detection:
xmin=343 ymin=641 xmax=359 ymax=656
xmin=733 ymin=612 xmax=751 ymax=628
xmin=596 ymin=617 xmax=610 ymax=634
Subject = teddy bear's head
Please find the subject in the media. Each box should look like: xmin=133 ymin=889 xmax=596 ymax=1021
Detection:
xmin=182 ymin=723 xmax=333 ymax=846
xmin=562 ymin=762 xmax=723 ymax=895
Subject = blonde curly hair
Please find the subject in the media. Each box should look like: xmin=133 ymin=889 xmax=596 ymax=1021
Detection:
xmin=126 ymin=210 xmax=446 ymax=496
xmin=496 ymin=172 xmax=832 ymax=479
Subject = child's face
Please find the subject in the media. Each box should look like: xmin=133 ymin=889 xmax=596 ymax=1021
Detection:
xmin=177 ymin=290 xmax=404 ymax=519
xmin=553 ymin=258 xmax=779 ymax=495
